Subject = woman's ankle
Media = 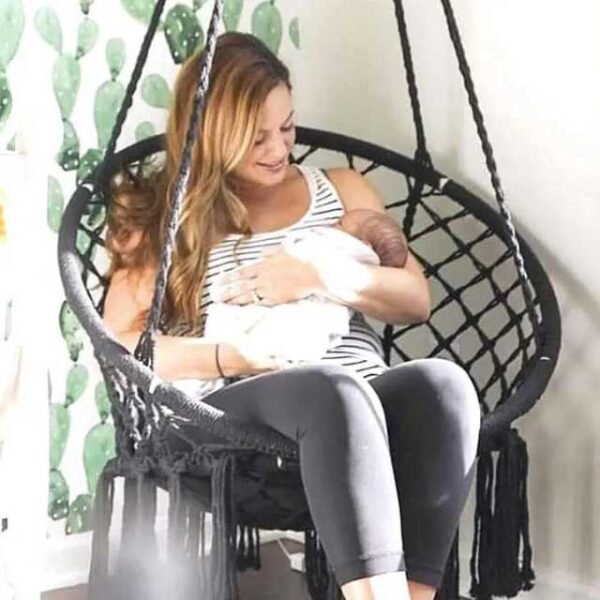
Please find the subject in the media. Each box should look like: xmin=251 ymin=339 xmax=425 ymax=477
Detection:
xmin=407 ymin=579 xmax=436 ymax=600
xmin=341 ymin=570 xmax=410 ymax=600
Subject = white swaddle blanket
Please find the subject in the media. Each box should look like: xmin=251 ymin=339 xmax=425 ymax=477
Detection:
xmin=173 ymin=226 xmax=380 ymax=398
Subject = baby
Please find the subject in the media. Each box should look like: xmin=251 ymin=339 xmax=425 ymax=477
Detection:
xmin=335 ymin=208 xmax=408 ymax=269
xmin=174 ymin=209 xmax=408 ymax=398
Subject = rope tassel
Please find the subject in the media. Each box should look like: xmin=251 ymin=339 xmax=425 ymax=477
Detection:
xmin=470 ymin=429 xmax=535 ymax=599
xmin=304 ymin=529 xmax=342 ymax=600
xmin=210 ymin=453 xmax=238 ymax=600
xmin=89 ymin=469 xmax=115 ymax=599
xmin=435 ymin=533 xmax=459 ymax=600
xmin=236 ymin=525 xmax=261 ymax=571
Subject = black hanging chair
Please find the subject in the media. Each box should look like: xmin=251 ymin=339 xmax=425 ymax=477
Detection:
xmin=57 ymin=1 xmax=561 ymax=599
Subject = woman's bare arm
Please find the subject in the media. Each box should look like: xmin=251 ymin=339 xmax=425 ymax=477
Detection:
xmin=103 ymin=267 xmax=249 ymax=381
xmin=322 ymin=169 xmax=431 ymax=325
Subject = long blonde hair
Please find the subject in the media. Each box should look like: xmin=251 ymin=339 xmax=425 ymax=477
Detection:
xmin=106 ymin=32 xmax=292 ymax=332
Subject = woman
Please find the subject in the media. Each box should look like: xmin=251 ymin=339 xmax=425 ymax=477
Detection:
xmin=104 ymin=32 xmax=480 ymax=600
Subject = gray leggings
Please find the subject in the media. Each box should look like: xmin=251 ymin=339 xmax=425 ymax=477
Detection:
xmin=182 ymin=358 xmax=480 ymax=589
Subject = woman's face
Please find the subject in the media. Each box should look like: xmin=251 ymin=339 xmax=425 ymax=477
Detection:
xmin=233 ymin=83 xmax=296 ymax=186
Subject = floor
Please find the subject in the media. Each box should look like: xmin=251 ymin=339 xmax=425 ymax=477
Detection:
xmin=42 ymin=540 xmax=312 ymax=600
xmin=41 ymin=542 xmax=597 ymax=600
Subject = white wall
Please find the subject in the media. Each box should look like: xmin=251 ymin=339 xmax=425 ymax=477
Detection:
xmin=291 ymin=0 xmax=600 ymax=594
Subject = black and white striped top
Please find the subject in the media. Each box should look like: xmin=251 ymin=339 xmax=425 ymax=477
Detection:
xmin=195 ymin=164 xmax=390 ymax=385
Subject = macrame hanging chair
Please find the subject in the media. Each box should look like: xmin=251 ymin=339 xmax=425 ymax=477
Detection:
xmin=58 ymin=0 xmax=561 ymax=599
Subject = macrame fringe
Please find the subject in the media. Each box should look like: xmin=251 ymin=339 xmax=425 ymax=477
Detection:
xmin=89 ymin=469 xmax=115 ymax=599
xmin=435 ymin=532 xmax=460 ymax=600
xmin=164 ymin=473 xmax=207 ymax=598
xmin=470 ymin=428 xmax=535 ymax=599
xmin=236 ymin=525 xmax=261 ymax=570
xmin=305 ymin=529 xmax=342 ymax=600
xmin=110 ymin=475 xmax=159 ymax=599
xmin=210 ymin=453 xmax=239 ymax=600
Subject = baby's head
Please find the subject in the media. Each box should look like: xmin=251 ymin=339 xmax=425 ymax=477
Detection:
xmin=335 ymin=209 xmax=408 ymax=268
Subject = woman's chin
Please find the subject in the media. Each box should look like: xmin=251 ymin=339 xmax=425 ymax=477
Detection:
xmin=253 ymin=161 xmax=289 ymax=184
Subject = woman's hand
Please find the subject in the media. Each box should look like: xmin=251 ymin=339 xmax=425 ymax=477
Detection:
xmin=221 ymin=335 xmax=291 ymax=376
xmin=211 ymin=247 xmax=321 ymax=306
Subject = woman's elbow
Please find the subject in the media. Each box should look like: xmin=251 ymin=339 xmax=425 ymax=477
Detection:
xmin=393 ymin=288 xmax=432 ymax=325
xmin=414 ymin=287 xmax=432 ymax=323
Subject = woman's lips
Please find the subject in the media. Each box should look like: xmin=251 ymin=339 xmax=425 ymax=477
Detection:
xmin=258 ymin=159 xmax=285 ymax=170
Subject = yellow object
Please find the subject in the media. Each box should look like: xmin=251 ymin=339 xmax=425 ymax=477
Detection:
xmin=0 ymin=211 xmax=5 ymax=243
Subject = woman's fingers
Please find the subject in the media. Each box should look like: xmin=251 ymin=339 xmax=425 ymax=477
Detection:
xmin=212 ymin=278 xmax=255 ymax=302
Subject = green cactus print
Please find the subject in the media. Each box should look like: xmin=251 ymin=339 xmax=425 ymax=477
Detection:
xmin=95 ymin=38 xmax=127 ymax=148
xmin=77 ymin=148 xmax=103 ymax=185
xmin=65 ymin=494 xmax=94 ymax=534
xmin=84 ymin=423 xmax=116 ymax=496
xmin=50 ymin=404 xmax=70 ymax=470
xmin=0 ymin=73 xmax=11 ymax=131
xmin=49 ymin=469 xmax=70 ymax=520
xmin=56 ymin=120 xmax=80 ymax=171
xmin=36 ymin=7 xmax=102 ymax=171
xmin=76 ymin=17 xmax=99 ymax=59
xmin=121 ymin=0 xmax=155 ymax=25
xmin=47 ymin=176 xmax=64 ymax=233
xmin=34 ymin=7 xmax=62 ymax=52
xmin=80 ymin=0 xmax=94 ymax=15
xmin=0 ymin=0 xmax=25 ymax=68
xmin=94 ymin=381 xmax=111 ymax=423
xmin=252 ymin=1 xmax=282 ymax=55
xmin=289 ymin=17 xmax=300 ymax=49
xmin=223 ymin=0 xmax=243 ymax=32
xmin=95 ymin=81 xmax=125 ymax=149
xmin=135 ymin=120 xmax=156 ymax=141
xmin=59 ymin=301 xmax=84 ymax=362
xmin=142 ymin=73 xmax=171 ymax=109
xmin=53 ymin=55 xmax=81 ymax=120
xmin=65 ymin=364 xmax=89 ymax=407
xmin=0 ymin=0 xmax=24 ymax=132
xmin=164 ymin=4 xmax=204 ymax=65
xmin=106 ymin=38 xmax=126 ymax=80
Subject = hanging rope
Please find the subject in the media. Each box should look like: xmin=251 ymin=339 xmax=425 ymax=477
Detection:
xmin=135 ymin=0 xmax=225 ymax=368
xmin=391 ymin=0 xmax=436 ymax=237
xmin=391 ymin=0 xmax=432 ymax=168
xmin=99 ymin=0 xmax=168 ymax=186
xmin=438 ymin=0 xmax=541 ymax=344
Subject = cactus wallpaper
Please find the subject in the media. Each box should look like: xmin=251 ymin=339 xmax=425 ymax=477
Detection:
xmin=25 ymin=0 xmax=301 ymax=538
xmin=0 ymin=0 xmax=25 ymax=148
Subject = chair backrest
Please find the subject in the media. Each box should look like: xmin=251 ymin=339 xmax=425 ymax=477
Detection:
xmin=70 ymin=127 xmax=561 ymax=443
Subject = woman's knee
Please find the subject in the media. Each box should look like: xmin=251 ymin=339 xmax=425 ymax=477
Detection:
xmin=385 ymin=358 xmax=480 ymax=440
xmin=413 ymin=358 xmax=481 ymax=452
xmin=293 ymin=364 xmax=388 ymax=440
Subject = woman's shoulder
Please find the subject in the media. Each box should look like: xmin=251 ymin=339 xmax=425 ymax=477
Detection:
xmin=317 ymin=167 xmax=385 ymax=214
xmin=108 ymin=266 xmax=156 ymax=309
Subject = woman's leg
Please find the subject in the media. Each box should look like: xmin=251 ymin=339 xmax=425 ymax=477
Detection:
xmin=368 ymin=358 xmax=481 ymax=596
xmin=172 ymin=363 xmax=409 ymax=598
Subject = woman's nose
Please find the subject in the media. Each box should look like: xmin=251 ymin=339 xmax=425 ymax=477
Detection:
xmin=265 ymin=133 xmax=288 ymax=159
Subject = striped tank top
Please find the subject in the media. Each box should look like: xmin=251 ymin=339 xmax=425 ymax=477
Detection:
xmin=200 ymin=164 xmax=390 ymax=383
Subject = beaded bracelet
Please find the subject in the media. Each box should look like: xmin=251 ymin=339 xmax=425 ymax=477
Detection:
xmin=215 ymin=343 xmax=226 ymax=378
